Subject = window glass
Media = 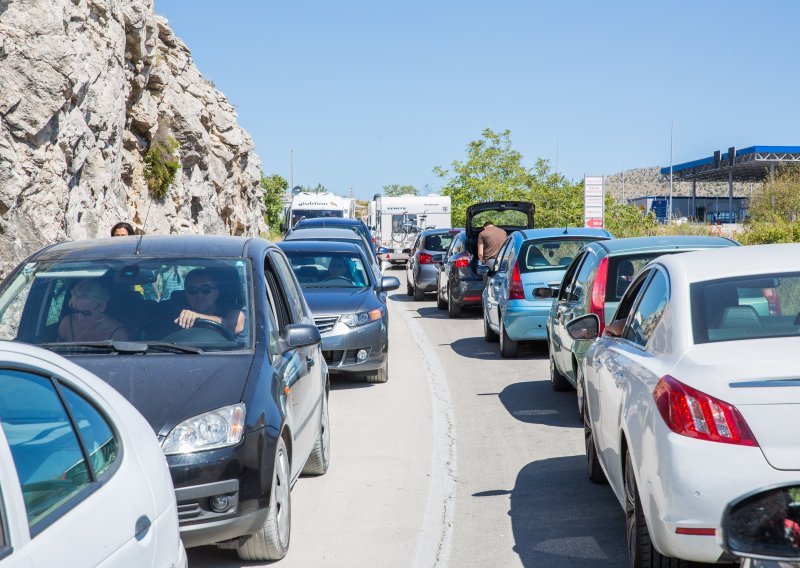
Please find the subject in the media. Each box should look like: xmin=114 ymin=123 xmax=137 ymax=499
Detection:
xmin=61 ymin=386 xmax=118 ymax=478
xmin=0 ymin=370 xmax=91 ymax=530
xmin=624 ymin=270 xmax=668 ymax=347
xmin=519 ymin=238 xmax=606 ymax=274
xmin=291 ymin=209 xmax=343 ymax=227
xmin=270 ymin=253 xmax=307 ymax=322
xmin=613 ymin=271 xmax=650 ymax=324
xmin=470 ymin=210 xmax=528 ymax=229
xmin=558 ymin=253 xmax=586 ymax=301
xmin=500 ymin=239 xmax=515 ymax=272
xmin=422 ymin=233 xmax=454 ymax=252
xmin=450 ymin=234 xmax=465 ymax=255
xmin=572 ymin=252 xmax=598 ymax=303
xmin=262 ymin=262 xmax=282 ymax=357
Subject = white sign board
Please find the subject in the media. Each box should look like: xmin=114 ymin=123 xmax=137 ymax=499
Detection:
xmin=584 ymin=176 xmax=605 ymax=228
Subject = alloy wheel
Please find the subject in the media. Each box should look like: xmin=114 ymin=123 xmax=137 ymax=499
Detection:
xmin=275 ymin=445 xmax=291 ymax=546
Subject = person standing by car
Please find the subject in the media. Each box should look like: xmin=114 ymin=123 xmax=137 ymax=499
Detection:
xmin=477 ymin=221 xmax=507 ymax=267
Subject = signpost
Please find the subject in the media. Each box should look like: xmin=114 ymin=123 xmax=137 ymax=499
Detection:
xmin=584 ymin=176 xmax=605 ymax=228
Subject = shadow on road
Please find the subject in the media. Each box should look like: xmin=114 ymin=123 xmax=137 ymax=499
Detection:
xmin=498 ymin=380 xmax=580 ymax=428
xmin=414 ymin=306 xmax=448 ymax=320
xmin=330 ymin=376 xmax=375 ymax=390
xmin=387 ymin=292 xmax=414 ymax=303
xmin=448 ymin=336 xmax=548 ymax=361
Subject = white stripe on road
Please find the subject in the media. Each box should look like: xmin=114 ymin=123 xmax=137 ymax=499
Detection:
xmin=394 ymin=301 xmax=456 ymax=568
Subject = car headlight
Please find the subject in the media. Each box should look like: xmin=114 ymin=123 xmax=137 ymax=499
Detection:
xmin=162 ymin=404 xmax=246 ymax=455
xmin=340 ymin=308 xmax=383 ymax=327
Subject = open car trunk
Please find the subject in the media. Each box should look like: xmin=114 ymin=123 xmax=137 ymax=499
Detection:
xmin=465 ymin=201 xmax=536 ymax=261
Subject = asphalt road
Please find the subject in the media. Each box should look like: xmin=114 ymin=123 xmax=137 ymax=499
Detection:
xmin=189 ymin=268 xmax=630 ymax=567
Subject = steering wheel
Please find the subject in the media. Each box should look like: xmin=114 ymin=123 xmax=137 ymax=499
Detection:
xmin=193 ymin=318 xmax=235 ymax=340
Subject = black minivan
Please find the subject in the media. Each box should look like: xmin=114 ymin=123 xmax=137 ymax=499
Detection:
xmin=0 ymin=235 xmax=329 ymax=562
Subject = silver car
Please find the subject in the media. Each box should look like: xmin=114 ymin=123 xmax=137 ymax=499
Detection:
xmin=406 ymin=228 xmax=461 ymax=300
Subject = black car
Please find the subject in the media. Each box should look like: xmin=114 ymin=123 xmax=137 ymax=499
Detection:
xmin=437 ymin=201 xmax=535 ymax=318
xmin=0 ymin=235 xmax=329 ymax=562
xmin=278 ymin=241 xmax=400 ymax=382
xmin=289 ymin=217 xmax=379 ymax=267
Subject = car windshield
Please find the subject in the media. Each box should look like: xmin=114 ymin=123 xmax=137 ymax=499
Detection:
xmin=692 ymin=273 xmax=800 ymax=344
xmin=519 ymin=238 xmax=603 ymax=274
xmin=284 ymin=252 xmax=370 ymax=289
xmin=0 ymin=257 xmax=253 ymax=352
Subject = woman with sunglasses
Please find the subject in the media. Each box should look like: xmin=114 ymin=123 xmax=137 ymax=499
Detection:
xmin=58 ymin=279 xmax=128 ymax=341
xmin=174 ymin=269 xmax=245 ymax=334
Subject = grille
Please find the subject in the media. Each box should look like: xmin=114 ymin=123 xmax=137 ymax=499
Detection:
xmin=177 ymin=503 xmax=202 ymax=522
xmin=314 ymin=316 xmax=339 ymax=334
xmin=322 ymin=350 xmax=345 ymax=365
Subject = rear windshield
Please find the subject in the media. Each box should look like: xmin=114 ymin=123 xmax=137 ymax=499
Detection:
xmin=470 ymin=210 xmax=529 ymax=230
xmin=519 ymin=238 xmax=605 ymax=274
xmin=691 ymin=273 xmax=800 ymax=344
xmin=606 ymin=253 xmax=676 ymax=302
xmin=291 ymin=209 xmax=343 ymax=226
xmin=283 ymin=251 xmax=370 ymax=289
xmin=423 ymin=233 xmax=455 ymax=252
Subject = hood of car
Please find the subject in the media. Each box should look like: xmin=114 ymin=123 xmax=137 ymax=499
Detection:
xmin=302 ymin=287 xmax=373 ymax=316
xmin=62 ymin=353 xmax=253 ymax=437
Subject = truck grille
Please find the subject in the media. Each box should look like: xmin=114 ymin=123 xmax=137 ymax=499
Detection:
xmin=314 ymin=316 xmax=339 ymax=334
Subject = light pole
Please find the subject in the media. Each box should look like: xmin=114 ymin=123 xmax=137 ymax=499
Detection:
xmin=669 ymin=122 xmax=674 ymax=222
xmin=290 ymin=148 xmax=295 ymax=193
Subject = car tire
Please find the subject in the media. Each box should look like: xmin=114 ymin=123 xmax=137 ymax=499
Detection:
xmin=366 ymin=355 xmax=388 ymax=383
xmin=447 ymin=290 xmax=461 ymax=319
xmin=484 ymin=311 xmax=499 ymax=343
xmin=302 ymin=381 xmax=330 ymax=476
xmin=549 ymin=351 xmax=571 ymax=392
xmin=413 ymin=284 xmax=425 ymax=301
xmin=406 ymin=281 xmax=413 ymax=296
xmin=500 ymin=318 xmax=518 ymax=358
xmin=625 ymin=450 xmax=688 ymax=568
xmin=584 ymin=403 xmax=608 ymax=485
xmin=237 ymin=437 xmax=291 ymax=561
xmin=436 ymin=285 xmax=447 ymax=310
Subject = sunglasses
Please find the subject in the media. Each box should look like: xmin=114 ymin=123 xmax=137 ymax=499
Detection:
xmin=186 ymin=284 xmax=217 ymax=296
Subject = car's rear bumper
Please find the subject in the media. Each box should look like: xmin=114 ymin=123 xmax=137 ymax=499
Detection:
xmin=320 ymin=318 xmax=386 ymax=374
xmin=414 ymin=265 xmax=439 ymax=291
xmin=503 ymin=301 xmax=551 ymax=340
xmin=453 ymin=279 xmax=485 ymax=305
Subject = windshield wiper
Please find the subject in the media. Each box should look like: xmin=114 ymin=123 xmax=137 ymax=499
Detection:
xmin=41 ymin=340 xmax=149 ymax=354
xmin=144 ymin=342 xmax=203 ymax=354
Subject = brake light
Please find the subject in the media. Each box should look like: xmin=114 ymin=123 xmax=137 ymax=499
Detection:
xmin=590 ymin=257 xmax=608 ymax=335
xmin=453 ymin=254 xmax=470 ymax=269
xmin=509 ymin=262 xmax=525 ymax=300
xmin=762 ymin=287 xmax=781 ymax=315
xmin=653 ymin=375 xmax=758 ymax=446
xmin=418 ymin=252 xmax=434 ymax=264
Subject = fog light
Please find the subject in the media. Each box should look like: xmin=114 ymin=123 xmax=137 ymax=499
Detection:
xmin=210 ymin=495 xmax=231 ymax=512
xmin=356 ymin=349 xmax=368 ymax=361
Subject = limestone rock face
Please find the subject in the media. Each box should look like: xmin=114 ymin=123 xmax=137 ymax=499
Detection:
xmin=0 ymin=0 xmax=266 ymax=276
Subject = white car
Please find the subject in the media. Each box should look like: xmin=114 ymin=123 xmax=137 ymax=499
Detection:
xmin=0 ymin=342 xmax=186 ymax=567
xmin=571 ymin=243 xmax=800 ymax=566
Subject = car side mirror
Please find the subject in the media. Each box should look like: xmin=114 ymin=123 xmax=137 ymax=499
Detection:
xmin=604 ymin=318 xmax=625 ymax=338
xmin=566 ymin=314 xmax=600 ymax=341
xmin=722 ymin=483 xmax=800 ymax=562
xmin=283 ymin=323 xmax=321 ymax=349
xmin=402 ymin=248 xmax=412 ymax=254
xmin=377 ymin=246 xmax=389 ymax=254
xmin=476 ymin=264 xmax=489 ymax=276
xmin=380 ymin=276 xmax=401 ymax=292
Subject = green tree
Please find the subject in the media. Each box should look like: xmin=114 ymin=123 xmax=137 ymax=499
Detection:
xmin=382 ymin=184 xmax=418 ymax=197
xmin=298 ymin=183 xmax=328 ymax=194
xmin=261 ymin=174 xmax=288 ymax=235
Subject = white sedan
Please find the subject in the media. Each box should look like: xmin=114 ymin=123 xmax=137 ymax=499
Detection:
xmin=0 ymin=341 xmax=186 ymax=567
xmin=570 ymin=243 xmax=800 ymax=566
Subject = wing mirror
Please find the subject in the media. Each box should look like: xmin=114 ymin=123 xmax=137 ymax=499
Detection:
xmin=283 ymin=323 xmax=321 ymax=349
xmin=377 ymin=246 xmax=389 ymax=254
xmin=566 ymin=314 xmax=600 ymax=341
xmin=476 ymin=264 xmax=490 ymax=276
xmin=380 ymin=276 xmax=401 ymax=292
xmin=721 ymin=483 xmax=800 ymax=563
xmin=402 ymin=248 xmax=412 ymax=254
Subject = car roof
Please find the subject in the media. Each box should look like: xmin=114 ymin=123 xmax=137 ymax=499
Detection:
xmin=285 ymin=228 xmax=364 ymax=241
xmin=420 ymin=227 xmax=463 ymax=236
xmin=658 ymin=242 xmax=800 ymax=283
xmin=295 ymin=218 xmax=366 ymax=228
xmin=277 ymin=240 xmax=364 ymax=254
xmin=518 ymin=227 xmax=612 ymax=240
xmin=25 ymin=235 xmax=255 ymax=261
xmin=590 ymin=235 xmax=736 ymax=255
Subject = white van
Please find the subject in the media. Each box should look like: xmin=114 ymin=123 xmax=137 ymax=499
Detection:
xmin=372 ymin=194 xmax=452 ymax=264
xmin=283 ymin=192 xmax=355 ymax=232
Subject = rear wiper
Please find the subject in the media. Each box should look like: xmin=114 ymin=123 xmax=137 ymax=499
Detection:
xmin=41 ymin=340 xmax=149 ymax=354
xmin=144 ymin=342 xmax=203 ymax=354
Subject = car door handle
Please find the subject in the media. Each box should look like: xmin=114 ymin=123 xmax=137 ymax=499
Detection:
xmin=135 ymin=515 xmax=151 ymax=541
xmin=306 ymin=356 xmax=315 ymax=370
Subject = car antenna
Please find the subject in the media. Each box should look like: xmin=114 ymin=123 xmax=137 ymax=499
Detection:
xmin=563 ymin=225 xmax=569 ymax=234
xmin=135 ymin=200 xmax=152 ymax=256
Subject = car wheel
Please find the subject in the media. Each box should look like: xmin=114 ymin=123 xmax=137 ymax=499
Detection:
xmin=625 ymin=450 xmax=688 ymax=568
xmin=406 ymin=281 xmax=413 ymax=296
xmin=366 ymin=354 xmax=388 ymax=383
xmin=483 ymin=311 xmax=499 ymax=343
xmin=584 ymin=403 xmax=608 ymax=485
xmin=447 ymin=290 xmax=461 ymax=319
xmin=499 ymin=318 xmax=518 ymax=358
xmin=302 ymin=381 xmax=330 ymax=476
xmin=413 ymin=284 xmax=425 ymax=301
xmin=436 ymin=286 xmax=447 ymax=310
xmin=237 ymin=437 xmax=291 ymax=561
xmin=549 ymin=351 xmax=571 ymax=392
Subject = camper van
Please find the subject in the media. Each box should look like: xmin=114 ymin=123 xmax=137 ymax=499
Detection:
xmin=372 ymin=194 xmax=452 ymax=264
xmin=283 ymin=192 xmax=355 ymax=232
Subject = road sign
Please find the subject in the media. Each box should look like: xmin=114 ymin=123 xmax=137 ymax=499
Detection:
xmin=651 ymin=198 xmax=668 ymax=220
xmin=584 ymin=176 xmax=605 ymax=228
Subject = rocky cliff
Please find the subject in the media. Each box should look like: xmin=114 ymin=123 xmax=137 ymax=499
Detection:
xmin=0 ymin=0 xmax=265 ymax=276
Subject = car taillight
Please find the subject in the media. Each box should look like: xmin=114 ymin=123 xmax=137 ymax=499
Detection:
xmin=509 ymin=262 xmax=525 ymax=300
xmin=589 ymin=256 xmax=608 ymax=335
xmin=453 ymin=254 xmax=470 ymax=269
xmin=762 ymin=287 xmax=781 ymax=315
xmin=418 ymin=252 xmax=434 ymax=264
xmin=653 ymin=375 xmax=758 ymax=447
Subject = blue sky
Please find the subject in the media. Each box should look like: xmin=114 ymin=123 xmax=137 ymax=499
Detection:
xmin=156 ymin=1 xmax=800 ymax=199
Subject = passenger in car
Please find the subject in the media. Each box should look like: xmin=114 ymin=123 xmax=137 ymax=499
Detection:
xmin=58 ymin=279 xmax=128 ymax=342
xmin=174 ymin=269 xmax=245 ymax=334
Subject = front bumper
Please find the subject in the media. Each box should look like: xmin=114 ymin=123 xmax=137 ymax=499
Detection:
xmin=503 ymin=300 xmax=551 ymax=341
xmin=319 ymin=317 xmax=386 ymax=374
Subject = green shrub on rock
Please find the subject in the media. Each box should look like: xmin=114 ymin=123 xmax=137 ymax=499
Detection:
xmin=144 ymin=137 xmax=180 ymax=199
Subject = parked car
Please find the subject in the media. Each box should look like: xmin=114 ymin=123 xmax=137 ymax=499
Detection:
xmin=482 ymin=227 xmax=612 ymax=357
xmin=290 ymin=217 xmax=379 ymax=266
xmin=547 ymin=235 xmax=739 ymax=412
xmin=406 ymin=228 xmax=462 ymax=300
xmin=0 ymin=341 xmax=186 ymax=567
xmin=0 ymin=235 xmax=329 ymax=562
xmin=437 ymin=201 xmax=535 ymax=318
xmin=278 ymin=240 xmax=400 ymax=383
xmin=570 ymin=243 xmax=800 ymax=566
xmin=284 ymin=226 xmax=381 ymax=276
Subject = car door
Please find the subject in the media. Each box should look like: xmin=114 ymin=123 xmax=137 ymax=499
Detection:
xmin=594 ymin=268 xmax=669 ymax=494
xmin=406 ymin=233 xmax=423 ymax=286
xmin=550 ymin=252 xmax=585 ymax=366
xmin=556 ymin=251 xmax=596 ymax=374
xmin=485 ymin=238 xmax=511 ymax=329
xmin=440 ymin=233 xmax=463 ymax=299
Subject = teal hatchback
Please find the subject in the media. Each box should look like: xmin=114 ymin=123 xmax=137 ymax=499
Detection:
xmin=482 ymin=227 xmax=613 ymax=357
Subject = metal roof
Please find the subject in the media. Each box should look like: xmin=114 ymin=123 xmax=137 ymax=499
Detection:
xmin=660 ymin=146 xmax=800 ymax=182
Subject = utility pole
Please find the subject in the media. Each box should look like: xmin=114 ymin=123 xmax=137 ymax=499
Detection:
xmin=290 ymin=148 xmax=295 ymax=193
xmin=669 ymin=122 xmax=674 ymax=222
xmin=555 ymin=139 xmax=559 ymax=182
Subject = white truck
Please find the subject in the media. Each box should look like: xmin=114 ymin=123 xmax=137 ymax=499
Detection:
xmin=283 ymin=192 xmax=356 ymax=232
xmin=371 ymin=194 xmax=452 ymax=265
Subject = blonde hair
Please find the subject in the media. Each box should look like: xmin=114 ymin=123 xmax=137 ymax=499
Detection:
xmin=72 ymin=279 xmax=109 ymax=304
